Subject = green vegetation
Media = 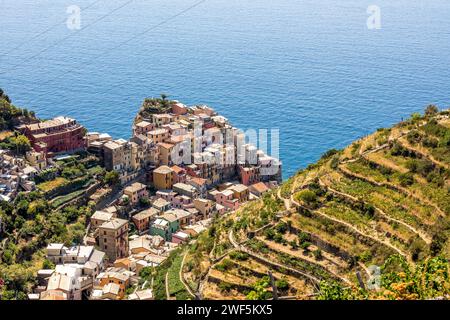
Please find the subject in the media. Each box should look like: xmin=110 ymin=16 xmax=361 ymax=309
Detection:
xmin=104 ymin=170 xmax=120 ymax=186
xmin=0 ymin=88 xmax=36 ymax=131
xmin=0 ymin=134 xmax=31 ymax=155
xmin=0 ymin=192 xmax=94 ymax=299
xmin=136 ymin=94 xmax=175 ymax=120
xmin=319 ymin=254 xmax=450 ymax=300
xmin=246 ymin=276 xmax=272 ymax=300
xmin=147 ymin=248 xmax=191 ymax=300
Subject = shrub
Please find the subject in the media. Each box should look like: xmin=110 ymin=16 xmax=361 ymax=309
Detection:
xmin=422 ymin=137 xmax=439 ymax=148
xmin=273 ymin=233 xmax=284 ymax=244
xmin=218 ymin=281 xmax=233 ymax=292
xmin=296 ymin=190 xmax=317 ymax=207
xmin=424 ymin=104 xmax=439 ymax=117
xmin=264 ymin=228 xmax=275 ymax=240
xmin=42 ymin=259 xmax=55 ymax=269
xmin=300 ymin=241 xmax=311 ymax=251
xmin=229 ymin=251 xmax=249 ymax=261
xmin=406 ymin=130 xmax=422 ymax=144
xmin=298 ymin=232 xmax=311 ymax=244
xmin=399 ymin=172 xmax=414 ymax=187
xmin=275 ymin=222 xmax=288 ymax=234
xmin=215 ymin=259 xmax=233 ymax=272
xmin=321 ymin=149 xmax=340 ymax=160
xmin=289 ymin=239 xmax=298 ymax=250
xmin=275 ymin=278 xmax=289 ymax=291
xmin=313 ymin=249 xmax=323 ymax=260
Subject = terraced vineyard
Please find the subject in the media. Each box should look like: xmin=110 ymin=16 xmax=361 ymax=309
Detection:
xmin=181 ymin=107 xmax=450 ymax=300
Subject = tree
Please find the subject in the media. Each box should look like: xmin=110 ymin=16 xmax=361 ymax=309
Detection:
xmin=296 ymin=189 xmax=317 ymax=206
xmin=410 ymin=112 xmax=422 ymax=122
xmin=9 ymin=134 xmax=31 ymax=155
xmin=399 ymin=172 xmax=414 ymax=187
xmin=313 ymin=248 xmax=323 ymax=260
xmin=139 ymin=197 xmax=150 ymax=207
xmin=275 ymin=278 xmax=289 ymax=291
xmin=42 ymin=259 xmax=55 ymax=269
xmin=139 ymin=266 xmax=153 ymax=280
xmin=104 ymin=170 xmax=120 ymax=186
xmin=424 ymin=104 xmax=439 ymax=117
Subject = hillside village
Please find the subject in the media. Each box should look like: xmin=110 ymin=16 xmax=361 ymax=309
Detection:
xmin=0 ymin=91 xmax=282 ymax=300
xmin=1 ymin=89 xmax=449 ymax=300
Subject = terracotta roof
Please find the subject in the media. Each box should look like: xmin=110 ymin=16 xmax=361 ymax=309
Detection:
xmin=157 ymin=142 xmax=174 ymax=149
xmin=133 ymin=208 xmax=158 ymax=220
xmin=40 ymin=290 xmax=68 ymax=300
xmin=189 ymin=177 xmax=207 ymax=186
xmin=250 ymin=182 xmax=269 ymax=193
xmin=100 ymin=218 xmax=128 ymax=230
xmin=124 ymin=182 xmax=147 ymax=193
xmin=228 ymin=184 xmax=248 ymax=193
xmin=171 ymin=165 xmax=185 ymax=174
xmin=154 ymin=165 xmax=173 ymax=175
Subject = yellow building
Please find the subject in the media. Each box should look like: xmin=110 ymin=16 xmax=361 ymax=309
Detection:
xmin=193 ymin=198 xmax=214 ymax=219
xmin=153 ymin=165 xmax=174 ymax=190
xmin=157 ymin=142 xmax=174 ymax=166
xmin=228 ymin=184 xmax=250 ymax=202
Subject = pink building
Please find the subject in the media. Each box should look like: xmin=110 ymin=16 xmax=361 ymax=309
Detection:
xmin=213 ymin=189 xmax=240 ymax=211
xmin=172 ymin=231 xmax=190 ymax=244
xmin=155 ymin=191 xmax=193 ymax=210
xmin=171 ymin=102 xmax=188 ymax=116
xmin=239 ymin=166 xmax=260 ymax=186
xmin=171 ymin=165 xmax=187 ymax=184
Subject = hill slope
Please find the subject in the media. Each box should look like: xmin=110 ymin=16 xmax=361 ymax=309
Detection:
xmin=181 ymin=106 xmax=450 ymax=300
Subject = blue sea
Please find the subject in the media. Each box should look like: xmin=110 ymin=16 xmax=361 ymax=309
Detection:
xmin=1 ymin=0 xmax=449 ymax=178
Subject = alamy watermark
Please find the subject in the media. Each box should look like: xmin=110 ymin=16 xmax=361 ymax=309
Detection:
xmin=367 ymin=265 xmax=381 ymax=290
xmin=66 ymin=5 xmax=81 ymax=30
xmin=168 ymin=120 xmax=281 ymax=175
xmin=367 ymin=5 xmax=381 ymax=30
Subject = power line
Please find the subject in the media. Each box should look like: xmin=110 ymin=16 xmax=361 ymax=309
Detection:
xmin=0 ymin=0 xmax=135 ymax=75
xmin=0 ymin=0 xmax=104 ymax=59
xmin=7 ymin=0 xmax=208 ymax=95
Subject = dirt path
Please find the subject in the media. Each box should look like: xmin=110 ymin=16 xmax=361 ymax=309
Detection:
xmin=180 ymin=251 xmax=196 ymax=299
xmin=398 ymin=137 xmax=450 ymax=170
xmin=277 ymin=188 xmax=292 ymax=211
xmin=341 ymin=143 xmax=390 ymax=164
xmin=165 ymin=272 xmax=172 ymax=300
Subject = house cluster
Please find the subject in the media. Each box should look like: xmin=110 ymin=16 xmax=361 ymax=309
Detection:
xmin=0 ymin=148 xmax=47 ymax=202
xmin=85 ymin=101 xmax=281 ymax=188
xmin=30 ymin=236 xmax=158 ymax=300
xmin=30 ymin=243 xmax=106 ymax=300
xmin=1 ymin=116 xmax=88 ymax=202
xmin=29 ymin=199 xmax=202 ymax=300
xmin=3 ymin=101 xmax=282 ymax=300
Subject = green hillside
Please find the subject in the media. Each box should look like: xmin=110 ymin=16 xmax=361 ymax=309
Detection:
xmin=181 ymin=105 xmax=450 ymax=300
